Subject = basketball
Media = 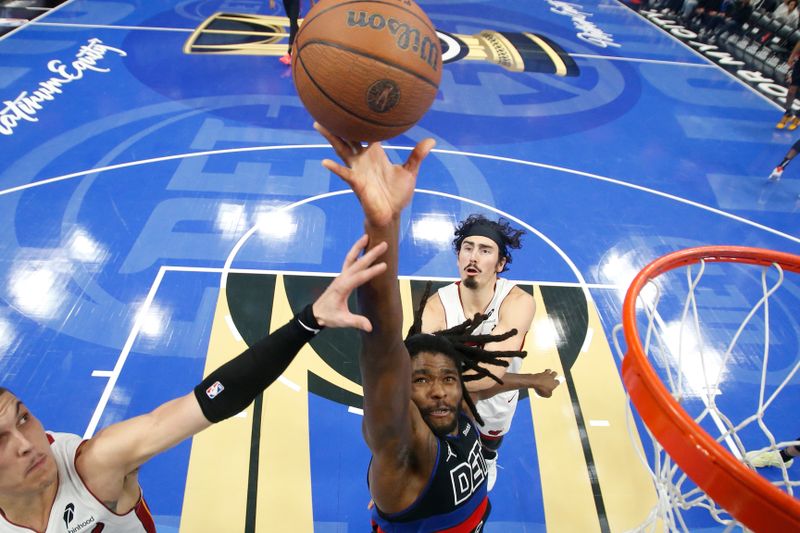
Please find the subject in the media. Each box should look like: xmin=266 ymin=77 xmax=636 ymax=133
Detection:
xmin=291 ymin=0 xmax=442 ymax=142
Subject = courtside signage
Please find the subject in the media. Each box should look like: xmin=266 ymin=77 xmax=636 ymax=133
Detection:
xmin=640 ymin=10 xmax=800 ymax=111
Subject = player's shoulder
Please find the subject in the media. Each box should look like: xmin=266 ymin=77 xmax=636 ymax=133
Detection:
xmin=48 ymin=431 xmax=82 ymax=447
xmin=499 ymin=284 xmax=534 ymax=314
xmin=423 ymin=290 xmax=444 ymax=312
xmin=421 ymin=292 xmax=446 ymax=331
xmin=505 ymin=283 xmax=533 ymax=303
xmin=46 ymin=432 xmax=83 ymax=464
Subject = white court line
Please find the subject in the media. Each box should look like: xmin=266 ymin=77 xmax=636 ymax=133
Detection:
xmin=217 ymin=188 xmax=595 ymax=345
xmin=3 ymin=144 xmax=796 ymax=246
xmin=0 ymin=145 xmax=330 ymax=197
xmin=278 ymin=375 xmax=301 ymax=392
xmin=82 ymin=194 xmax=615 ymax=435
xmin=16 ymin=19 xmax=724 ymax=70
xmin=348 ymin=406 xmax=364 ymax=416
xmin=224 ymin=314 xmax=243 ymax=342
xmin=91 ymin=370 xmax=113 ymax=378
xmin=158 ymin=264 xmax=620 ymax=289
xmin=0 ymin=0 xmax=76 ymax=42
xmin=36 ymin=142 xmax=786 ymax=434
xmin=30 ymin=21 xmax=194 ymax=33
xmin=571 ymin=53 xmax=714 ymax=68
xmin=83 ymin=266 xmax=167 ymax=439
xmin=580 ymin=328 xmax=595 ymax=353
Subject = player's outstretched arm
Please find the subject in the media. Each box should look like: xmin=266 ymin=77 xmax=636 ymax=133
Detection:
xmin=76 ymin=235 xmax=388 ymax=505
xmin=470 ymin=369 xmax=560 ymax=401
xmin=314 ymin=123 xmax=437 ymax=509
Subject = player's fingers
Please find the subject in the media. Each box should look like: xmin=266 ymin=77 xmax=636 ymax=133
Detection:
xmin=352 ymin=262 xmax=387 ymax=285
xmin=345 ymin=140 xmax=365 ymax=155
xmin=322 ymin=159 xmax=354 ymax=184
xmin=404 ymin=138 xmax=436 ymax=175
xmin=338 ymin=263 xmax=387 ymax=293
xmin=342 ymin=234 xmax=369 ymax=269
xmin=347 ymin=314 xmax=374 ymax=332
xmin=314 ymin=122 xmax=353 ymax=161
xmin=352 ymin=241 xmax=388 ymax=270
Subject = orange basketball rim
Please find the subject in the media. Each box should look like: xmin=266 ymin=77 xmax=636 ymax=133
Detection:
xmin=621 ymin=246 xmax=800 ymax=531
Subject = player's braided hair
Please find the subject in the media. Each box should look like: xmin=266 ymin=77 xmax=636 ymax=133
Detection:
xmin=404 ymin=282 xmax=527 ymax=425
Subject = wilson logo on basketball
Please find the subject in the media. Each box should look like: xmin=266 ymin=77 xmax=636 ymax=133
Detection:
xmin=346 ymin=11 xmax=439 ymax=71
xmin=366 ymin=80 xmax=400 ymax=112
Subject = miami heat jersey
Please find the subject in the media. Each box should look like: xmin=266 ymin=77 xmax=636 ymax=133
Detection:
xmin=437 ymin=278 xmax=523 ymax=437
xmin=0 ymin=432 xmax=155 ymax=533
xmin=370 ymin=413 xmax=490 ymax=532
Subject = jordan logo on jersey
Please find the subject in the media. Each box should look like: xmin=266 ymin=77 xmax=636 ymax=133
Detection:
xmin=449 ymin=439 xmax=487 ymax=505
xmin=445 ymin=443 xmax=458 ymax=463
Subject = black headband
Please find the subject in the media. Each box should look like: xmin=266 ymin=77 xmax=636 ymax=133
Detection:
xmin=463 ymin=224 xmax=507 ymax=257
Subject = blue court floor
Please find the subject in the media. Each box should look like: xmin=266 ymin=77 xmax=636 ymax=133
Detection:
xmin=1 ymin=0 xmax=798 ymax=531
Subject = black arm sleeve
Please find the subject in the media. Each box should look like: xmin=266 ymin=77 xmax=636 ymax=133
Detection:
xmin=193 ymin=304 xmax=322 ymax=423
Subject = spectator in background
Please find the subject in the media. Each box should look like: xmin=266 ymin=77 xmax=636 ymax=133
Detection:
xmin=776 ymin=40 xmax=800 ymax=130
xmin=706 ymin=0 xmax=754 ymax=35
xmin=762 ymin=0 xmax=780 ymax=11
xmin=773 ymin=0 xmax=800 ymax=26
xmin=692 ymin=0 xmax=727 ymax=30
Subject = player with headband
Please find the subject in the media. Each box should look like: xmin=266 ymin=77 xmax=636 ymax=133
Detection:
xmin=421 ymin=214 xmax=560 ymax=491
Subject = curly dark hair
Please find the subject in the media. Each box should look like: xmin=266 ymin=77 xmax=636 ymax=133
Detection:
xmin=404 ymin=282 xmax=526 ymax=425
xmin=452 ymin=214 xmax=525 ymax=273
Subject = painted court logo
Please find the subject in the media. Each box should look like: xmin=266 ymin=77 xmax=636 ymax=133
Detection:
xmin=547 ymin=0 xmax=620 ymax=49
xmin=0 ymin=38 xmax=126 ymax=137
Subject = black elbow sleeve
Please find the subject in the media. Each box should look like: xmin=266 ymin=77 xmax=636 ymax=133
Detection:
xmin=193 ymin=304 xmax=322 ymax=423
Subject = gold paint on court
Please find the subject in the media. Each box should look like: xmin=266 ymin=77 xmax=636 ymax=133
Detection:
xmin=180 ymin=276 xmax=656 ymax=531
xmin=523 ymin=285 xmax=602 ymax=532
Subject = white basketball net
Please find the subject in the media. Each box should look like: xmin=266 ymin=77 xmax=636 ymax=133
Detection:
xmin=613 ymin=258 xmax=800 ymax=532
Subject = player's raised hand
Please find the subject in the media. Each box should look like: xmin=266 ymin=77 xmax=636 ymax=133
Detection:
xmin=314 ymin=122 xmax=435 ymax=226
xmin=312 ymin=235 xmax=388 ymax=332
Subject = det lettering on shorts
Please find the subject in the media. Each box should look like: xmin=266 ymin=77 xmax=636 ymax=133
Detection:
xmin=449 ymin=439 xmax=487 ymax=505
xmin=345 ymin=11 xmax=440 ymax=71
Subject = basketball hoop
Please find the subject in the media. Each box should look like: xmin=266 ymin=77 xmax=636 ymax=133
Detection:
xmin=615 ymin=246 xmax=800 ymax=531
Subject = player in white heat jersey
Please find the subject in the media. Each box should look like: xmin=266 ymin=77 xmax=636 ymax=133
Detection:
xmin=0 ymin=235 xmax=388 ymax=532
xmin=422 ymin=214 xmax=559 ymax=491
xmin=0 ymin=430 xmax=156 ymax=532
